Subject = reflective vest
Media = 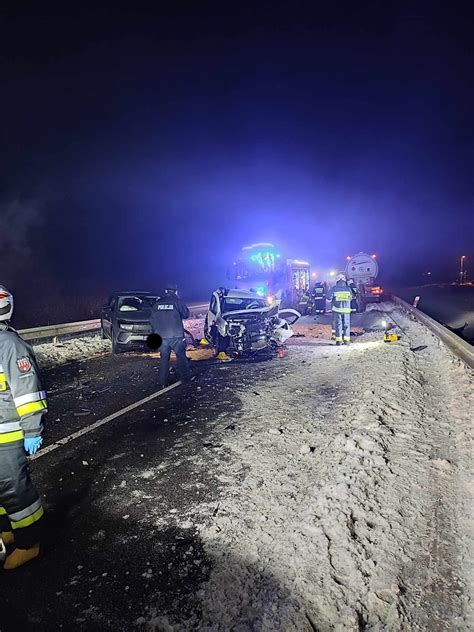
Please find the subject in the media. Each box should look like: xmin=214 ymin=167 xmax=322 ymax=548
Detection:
xmin=0 ymin=327 xmax=47 ymax=446
xmin=327 ymin=283 xmax=354 ymax=314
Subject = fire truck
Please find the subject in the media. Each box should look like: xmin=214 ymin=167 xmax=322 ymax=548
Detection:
xmin=230 ymin=243 xmax=310 ymax=307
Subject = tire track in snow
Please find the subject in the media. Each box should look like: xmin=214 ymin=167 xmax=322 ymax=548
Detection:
xmin=143 ymin=305 xmax=473 ymax=631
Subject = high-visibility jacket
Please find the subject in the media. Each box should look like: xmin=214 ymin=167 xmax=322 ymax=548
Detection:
xmin=0 ymin=326 xmax=47 ymax=446
xmin=326 ymin=282 xmax=356 ymax=314
xmin=312 ymin=284 xmax=326 ymax=297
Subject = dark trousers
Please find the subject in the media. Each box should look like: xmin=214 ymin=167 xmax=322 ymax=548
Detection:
xmin=0 ymin=443 xmax=44 ymax=547
xmin=159 ymin=336 xmax=190 ymax=387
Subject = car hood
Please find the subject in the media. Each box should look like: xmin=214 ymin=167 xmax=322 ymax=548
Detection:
xmin=116 ymin=309 xmax=152 ymax=322
xmin=222 ymin=305 xmax=278 ymax=320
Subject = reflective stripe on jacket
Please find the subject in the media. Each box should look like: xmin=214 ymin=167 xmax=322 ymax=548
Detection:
xmin=326 ymin=282 xmax=355 ymax=314
xmin=0 ymin=328 xmax=47 ymax=443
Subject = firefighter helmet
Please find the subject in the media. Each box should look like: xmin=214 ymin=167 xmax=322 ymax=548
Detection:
xmin=0 ymin=286 xmax=14 ymax=321
xmin=335 ymin=273 xmax=346 ymax=283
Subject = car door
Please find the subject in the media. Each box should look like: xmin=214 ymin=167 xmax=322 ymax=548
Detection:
xmin=204 ymin=292 xmax=220 ymax=340
xmin=101 ymin=296 xmax=115 ymax=338
xmin=278 ymin=308 xmax=301 ymax=326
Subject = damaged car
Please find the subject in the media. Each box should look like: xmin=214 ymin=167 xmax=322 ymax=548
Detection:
xmin=204 ymin=288 xmax=301 ymax=357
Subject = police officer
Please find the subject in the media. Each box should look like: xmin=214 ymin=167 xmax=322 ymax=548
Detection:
xmin=0 ymin=286 xmax=47 ymax=569
xmin=150 ymin=283 xmax=191 ymax=388
xmin=326 ymin=274 xmax=356 ymax=345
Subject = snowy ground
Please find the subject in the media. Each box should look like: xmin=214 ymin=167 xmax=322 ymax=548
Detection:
xmin=29 ymin=305 xmax=473 ymax=630
xmin=140 ymin=304 xmax=473 ymax=631
xmin=33 ymin=318 xmax=204 ymax=369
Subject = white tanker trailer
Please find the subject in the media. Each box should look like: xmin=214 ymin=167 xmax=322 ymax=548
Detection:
xmin=345 ymin=252 xmax=383 ymax=312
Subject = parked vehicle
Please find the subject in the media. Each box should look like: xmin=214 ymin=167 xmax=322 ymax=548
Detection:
xmin=101 ymin=292 xmax=158 ymax=353
xmin=345 ymin=253 xmax=383 ymax=312
xmin=204 ymin=288 xmax=300 ymax=357
xmin=229 ymin=243 xmax=311 ymax=308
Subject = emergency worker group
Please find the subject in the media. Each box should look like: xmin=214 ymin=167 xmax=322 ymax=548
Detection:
xmin=0 ymin=275 xmax=355 ymax=570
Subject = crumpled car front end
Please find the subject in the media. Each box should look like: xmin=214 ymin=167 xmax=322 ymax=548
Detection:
xmin=215 ymin=305 xmax=299 ymax=356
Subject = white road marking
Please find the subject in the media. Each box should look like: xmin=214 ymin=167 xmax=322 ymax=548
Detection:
xmin=31 ymin=381 xmax=183 ymax=461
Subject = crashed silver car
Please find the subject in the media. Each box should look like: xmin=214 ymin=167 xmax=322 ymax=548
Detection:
xmin=204 ymin=288 xmax=300 ymax=356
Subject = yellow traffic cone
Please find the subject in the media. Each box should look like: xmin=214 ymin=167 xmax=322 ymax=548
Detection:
xmin=4 ymin=544 xmax=40 ymax=570
xmin=217 ymin=352 xmax=232 ymax=362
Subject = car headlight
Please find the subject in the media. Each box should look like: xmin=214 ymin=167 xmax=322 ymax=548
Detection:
xmin=118 ymin=322 xmax=134 ymax=331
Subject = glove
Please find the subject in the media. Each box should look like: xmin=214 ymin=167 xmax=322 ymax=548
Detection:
xmin=24 ymin=437 xmax=43 ymax=455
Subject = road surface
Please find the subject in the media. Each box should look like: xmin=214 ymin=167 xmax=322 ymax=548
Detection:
xmin=1 ymin=304 xmax=472 ymax=631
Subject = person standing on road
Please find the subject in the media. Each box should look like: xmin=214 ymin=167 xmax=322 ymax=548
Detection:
xmin=0 ymin=286 xmax=47 ymax=569
xmin=311 ymin=281 xmax=326 ymax=314
xmin=348 ymin=278 xmax=359 ymax=313
xmin=150 ymin=283 xmax=191 ymax=388
xmin=326 ymin=274 xmax=355 ymax=346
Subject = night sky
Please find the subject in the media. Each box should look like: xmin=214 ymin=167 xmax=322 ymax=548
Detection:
xmin=1 ymin=3 xmax=473 ymax=323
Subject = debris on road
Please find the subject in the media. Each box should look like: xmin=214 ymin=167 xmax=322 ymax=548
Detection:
xmin=146 ymin=304 xmax=473 ymax=631
xmin=9 ymin=304 xmax=472 ymax=631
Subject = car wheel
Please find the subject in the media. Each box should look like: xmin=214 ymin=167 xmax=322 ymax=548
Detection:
xmin=100 ymin=321 xmax=108 ymax=339
xmin=111 ymin=329 xmax=121 ymax=354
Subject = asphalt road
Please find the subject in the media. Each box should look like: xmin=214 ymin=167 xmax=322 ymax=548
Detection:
xmin=0 ymin=339 xmax=283 ymax=630
xmin=0 ymin=306 xmax=393 ymax=631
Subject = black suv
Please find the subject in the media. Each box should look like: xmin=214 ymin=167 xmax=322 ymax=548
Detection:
xmin=101 ymin=292 xmax=159 ymax=353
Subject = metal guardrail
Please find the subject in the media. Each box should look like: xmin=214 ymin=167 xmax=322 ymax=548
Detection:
xmin=19 ymin=303 xmax=209 ymax=343
xmin=20 ymin=319 xmax=101 ymax=341
xmin=392 ymin=295 xmax=474 ymax=369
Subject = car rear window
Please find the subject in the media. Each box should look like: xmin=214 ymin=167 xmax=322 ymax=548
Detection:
xmin=118 ymin=296 xmax=158 ymax=311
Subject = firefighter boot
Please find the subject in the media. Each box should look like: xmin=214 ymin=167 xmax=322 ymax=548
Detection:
xmin=1 ymin=531 xmax=14 ymax=546
xmin=4 ymin=544 xmax=40 ymax=570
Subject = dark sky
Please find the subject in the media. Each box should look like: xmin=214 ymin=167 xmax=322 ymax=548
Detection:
xmin=1 ymin=2 xmax=473 ymax=309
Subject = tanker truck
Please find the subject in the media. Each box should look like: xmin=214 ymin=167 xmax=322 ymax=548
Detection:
xmin=345 ymin=252 xmax=383 ymax=312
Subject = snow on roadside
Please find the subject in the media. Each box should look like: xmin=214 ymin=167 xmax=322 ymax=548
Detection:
xmin=34 ymin=334 xmax=111 ymax=369
xmin=146 ymin=304 xmax=473 ymax=631
xmin=33 ymin=318 xmax=204 ymax=370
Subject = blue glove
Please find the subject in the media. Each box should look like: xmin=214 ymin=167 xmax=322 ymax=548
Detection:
xmin=24 ymin=437 xmax=43 ymax=455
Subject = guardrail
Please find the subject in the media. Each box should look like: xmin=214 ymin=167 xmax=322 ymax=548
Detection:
xmin=392 ymin=295 xmax=474 ymax=369
xmin=19 ymin=303 xmax=209 ymax=343
xmin=20 ymin=319 xmax=101 ymax=341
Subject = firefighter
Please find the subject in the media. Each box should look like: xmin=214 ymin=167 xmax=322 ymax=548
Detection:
xmin=326 ymin=274 xmax=355 ymax=345
xmin=311 ymin=281 xmax=326 ymax=314
xmin=348 ymin=278 xmax=359 ymax=312
xmin=150 ymin=283 xmax=191 ymax=388
xmin=0 ymin=286 xmax=47 ymax=569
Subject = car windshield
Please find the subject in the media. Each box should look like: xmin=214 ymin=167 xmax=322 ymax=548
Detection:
xmin=118 ymin=296 xmax=158 ymax=312
xmin=222 ymin=297 xmax=266 ymax=312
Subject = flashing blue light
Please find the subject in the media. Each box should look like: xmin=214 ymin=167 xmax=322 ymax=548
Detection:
xmin=255 ymin=286 xmax=266 ymax=296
